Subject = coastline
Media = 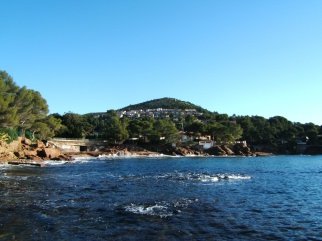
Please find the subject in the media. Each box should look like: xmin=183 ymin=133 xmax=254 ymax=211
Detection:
xmin=0 ymin=137 xmax=279 ymax=167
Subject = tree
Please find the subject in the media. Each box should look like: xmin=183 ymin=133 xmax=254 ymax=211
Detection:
xmin=0 ymin=70 xmax=54 ymax=140
xmin=249 ymin=116 xmax=274 ymax=145
xmin=222 ymin=122 xmax=243 ymax=143
xmin=302 ymin=123 xmax=319 ymax=144
xmin=15 ymin=88 xmax=49 ymax=135
xmin=185 ymin=120 xmax=205 ymax=134
xmin=31 ymin=115 xmax=63 ymax=140
xmin=127 ymin=119 xmax=153 ymax=140
xmin=103 ymin=110 xmax=128 ymax=143
xmin=205 ymin=121 xmax=223 ymax=141
xmin=205 ymin=121 xmax=242 ymax=143
xmin=58 ymin=113 xmax=93 ymax=138
xmin=0 ymin=71 xmax=19 ymax=127
xmin=236 ymin=116 xmax=257 ymax=144
xmin=268 ymin=116 xmax=297 ymax=143
xmin=150 ymin=119 xmax=179 ymax=144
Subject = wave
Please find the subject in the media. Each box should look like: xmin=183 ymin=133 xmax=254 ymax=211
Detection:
xmin=220 ymin=174 xmax=251 ymax=180
xmin=124 ymin=198 xmax=198 ymax=218
xmin=0 ymin=164 xmax=11 ymax=170
xmin=125 ymin=203 xmax=171 ymax=217
xmin=120 ymin=172 xmax=251 ymax=184
xmin=72 ymin=158 xmax=91 ymax=164
xmin=44 ymin=160 xmax=69 ymax=166
xmin=97 ymin=153 xmax=174 ymax=159
xmin=153 ymin=172 xmax=251 ymax=183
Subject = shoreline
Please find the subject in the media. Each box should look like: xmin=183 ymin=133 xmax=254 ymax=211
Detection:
xmin=3 ymin=152 xmax=322 ymax=167
xmin=0 ymin=138 xmax=274 ymax=166
xmin=0 ymin=151 xmax=274 ymax=166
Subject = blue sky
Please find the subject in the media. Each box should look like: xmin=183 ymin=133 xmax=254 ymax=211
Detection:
xmin=1 ymin=0 xmax=321 ymax=125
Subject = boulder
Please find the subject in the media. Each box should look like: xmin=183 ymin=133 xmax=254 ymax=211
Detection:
xmin=0 ymin=151 xmax=17 ymax=161
xmin=14 ymin=151 xmax=25 ymax=159
xmin=22 ymin=138 xmax=32 ymax=146
xmin=206 ymin=146 xmax=227 ymax=156
xmin=232 ymin=143 xmax=252 ymax=156
xmin=8 ymin=139 xmax=22 ymax=152
xmin=37 ymin=148 xmax=62 ymax=159
xmin=23 ymin=150 xmax=38 ymax=159
xmin=175 ymin=147 xmax=189 ymax=156
xmin=35 ymin=140 xmax=46 ymax=149
xmin=221 ymin=145 xmax=235 ymax=155
xmin=29 ymin=156 xmax=43 ymax=161
xmin=49 ymin=155 xmax=66 ymax=161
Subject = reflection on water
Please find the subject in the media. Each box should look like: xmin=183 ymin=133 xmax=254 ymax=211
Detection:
xmin=1 ymin=156 xmax=322 ymax=240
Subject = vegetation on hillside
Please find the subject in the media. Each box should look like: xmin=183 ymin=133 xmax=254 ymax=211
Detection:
xmin=55 ymin=99 xmax=322 ymax=154
xmin=0 ymin=70 xmax=62 ymax=141
xmin=1 ymin=70 xmax=321 ymax=154
xmin=121 ymin=97 xmax=210 ymax=114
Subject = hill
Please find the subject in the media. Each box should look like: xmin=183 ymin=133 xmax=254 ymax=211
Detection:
xmin=120 ymin=97 xmax=210 ymax=113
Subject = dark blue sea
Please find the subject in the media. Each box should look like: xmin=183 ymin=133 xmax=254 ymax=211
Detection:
xmin=1 ymin=155 xmax=322 ymax=241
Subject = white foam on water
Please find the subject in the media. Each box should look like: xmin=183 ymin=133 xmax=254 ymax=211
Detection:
xmin=153 ymin=172 xmax=251 ymax=183
xmin=72 ymin=156 xmax=93 ymax=162
xmin=124 ymin=198 xmax=198 ymax=218
xmin=44 ymin=160 xmax=68 ymax=166
xmin=0 ymin=164 xmax=11 ymax=170
xmin=225 ymin=174 xmax=251 ymax=180
xmin=72 ymin=158 xmax=91 ymax=163
xmin=44 ymin=157 xmax=94 ymax=166
xmin=173 ymin=198 xmax=198 ymax=209
xmin=196 ymin=173 xmax=251 ymax=182
xmin=97 ymin=153 xmax=175 ymax=159
xmin=124 ymin=203 xmax=172 ymax=218
xmin=197 ymin=175 xmax=220 ymax=182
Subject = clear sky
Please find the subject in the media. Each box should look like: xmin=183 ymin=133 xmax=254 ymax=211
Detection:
xmin=1 ymin=0 xmax=321 ymax=125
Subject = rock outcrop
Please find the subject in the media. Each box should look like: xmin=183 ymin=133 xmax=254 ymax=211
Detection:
xmin=0 ymin=138 xmax=71 ymax=163
xmin=204 ymin=143 xmax=254 ymax=156
xmin=0 ymin=141 xmax=18 ymax=161
xmin=205 ymin=146 xmax=227 ymax=156
xmin=232 ymin=143 xmax=253 ymax=156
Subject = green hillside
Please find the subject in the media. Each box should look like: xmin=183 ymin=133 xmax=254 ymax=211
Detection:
xmin=120 ymin=97 xmax=210 ymax=113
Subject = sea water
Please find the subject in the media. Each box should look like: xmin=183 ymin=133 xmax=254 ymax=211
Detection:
xmin=0 ymin=156 xmax=322 ymax=240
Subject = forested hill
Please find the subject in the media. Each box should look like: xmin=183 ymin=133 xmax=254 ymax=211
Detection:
xmin=120 ymin=97 xmax=210 ymax=113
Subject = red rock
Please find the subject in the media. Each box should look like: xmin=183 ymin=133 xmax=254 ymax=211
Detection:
xmin=23 ymin=150 xmax=38 ymax=159
xmin=14 ymin=151 xmax=25 ymax=159
xmin=29 ymin=156 xmax=43 ymax=161
xmin=37 ymin=148 xmax=62 ymax=159
xmin=221 ymin=145 xmax=235 ymax=155
xmin=22 ymin=138 xmax=32 ymax=146
xmin=36 ymin=140 xmax=46 ymax=149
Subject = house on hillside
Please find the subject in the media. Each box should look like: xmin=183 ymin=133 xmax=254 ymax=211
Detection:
xmin=195 ymin=135 xmax=211 ymax=141
xmin=180 ymin=132 xmax=195 ymax=143
xmin=198 ymin=140 xmax=215 ymax=149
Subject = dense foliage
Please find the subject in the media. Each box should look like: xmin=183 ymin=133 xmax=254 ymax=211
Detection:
xmin=235 ymin=115 xmax=322 ymax=153
xmin=0 ymin=71 xmax=62 ymax=141
xmin=1 ymin=70 xmax=321 ymax=153
xmin=55 ymin=112 xmax=179 ymax=144
xmin=121 ymin=97 xmax=210 ymax=114
xmin=56 ymin=98 xmax=322 ymax=154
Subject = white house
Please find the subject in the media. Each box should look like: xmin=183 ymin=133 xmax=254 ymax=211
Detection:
xmin=198 ymin=140 xmax=214 ymax=150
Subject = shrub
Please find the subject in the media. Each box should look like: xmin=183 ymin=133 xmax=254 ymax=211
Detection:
xmin=0 ymin=128 xmax=18 ymax=143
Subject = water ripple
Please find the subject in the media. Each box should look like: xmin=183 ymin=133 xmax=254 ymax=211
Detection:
xmin=0 ymin=156 xmax=322 ymax=240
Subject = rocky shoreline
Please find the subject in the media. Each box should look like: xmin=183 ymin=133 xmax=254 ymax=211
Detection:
xmin=0 ymin=138 xmax=71 ymax=165
xmin=0 ymin=138 xmax=272 ymax=166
